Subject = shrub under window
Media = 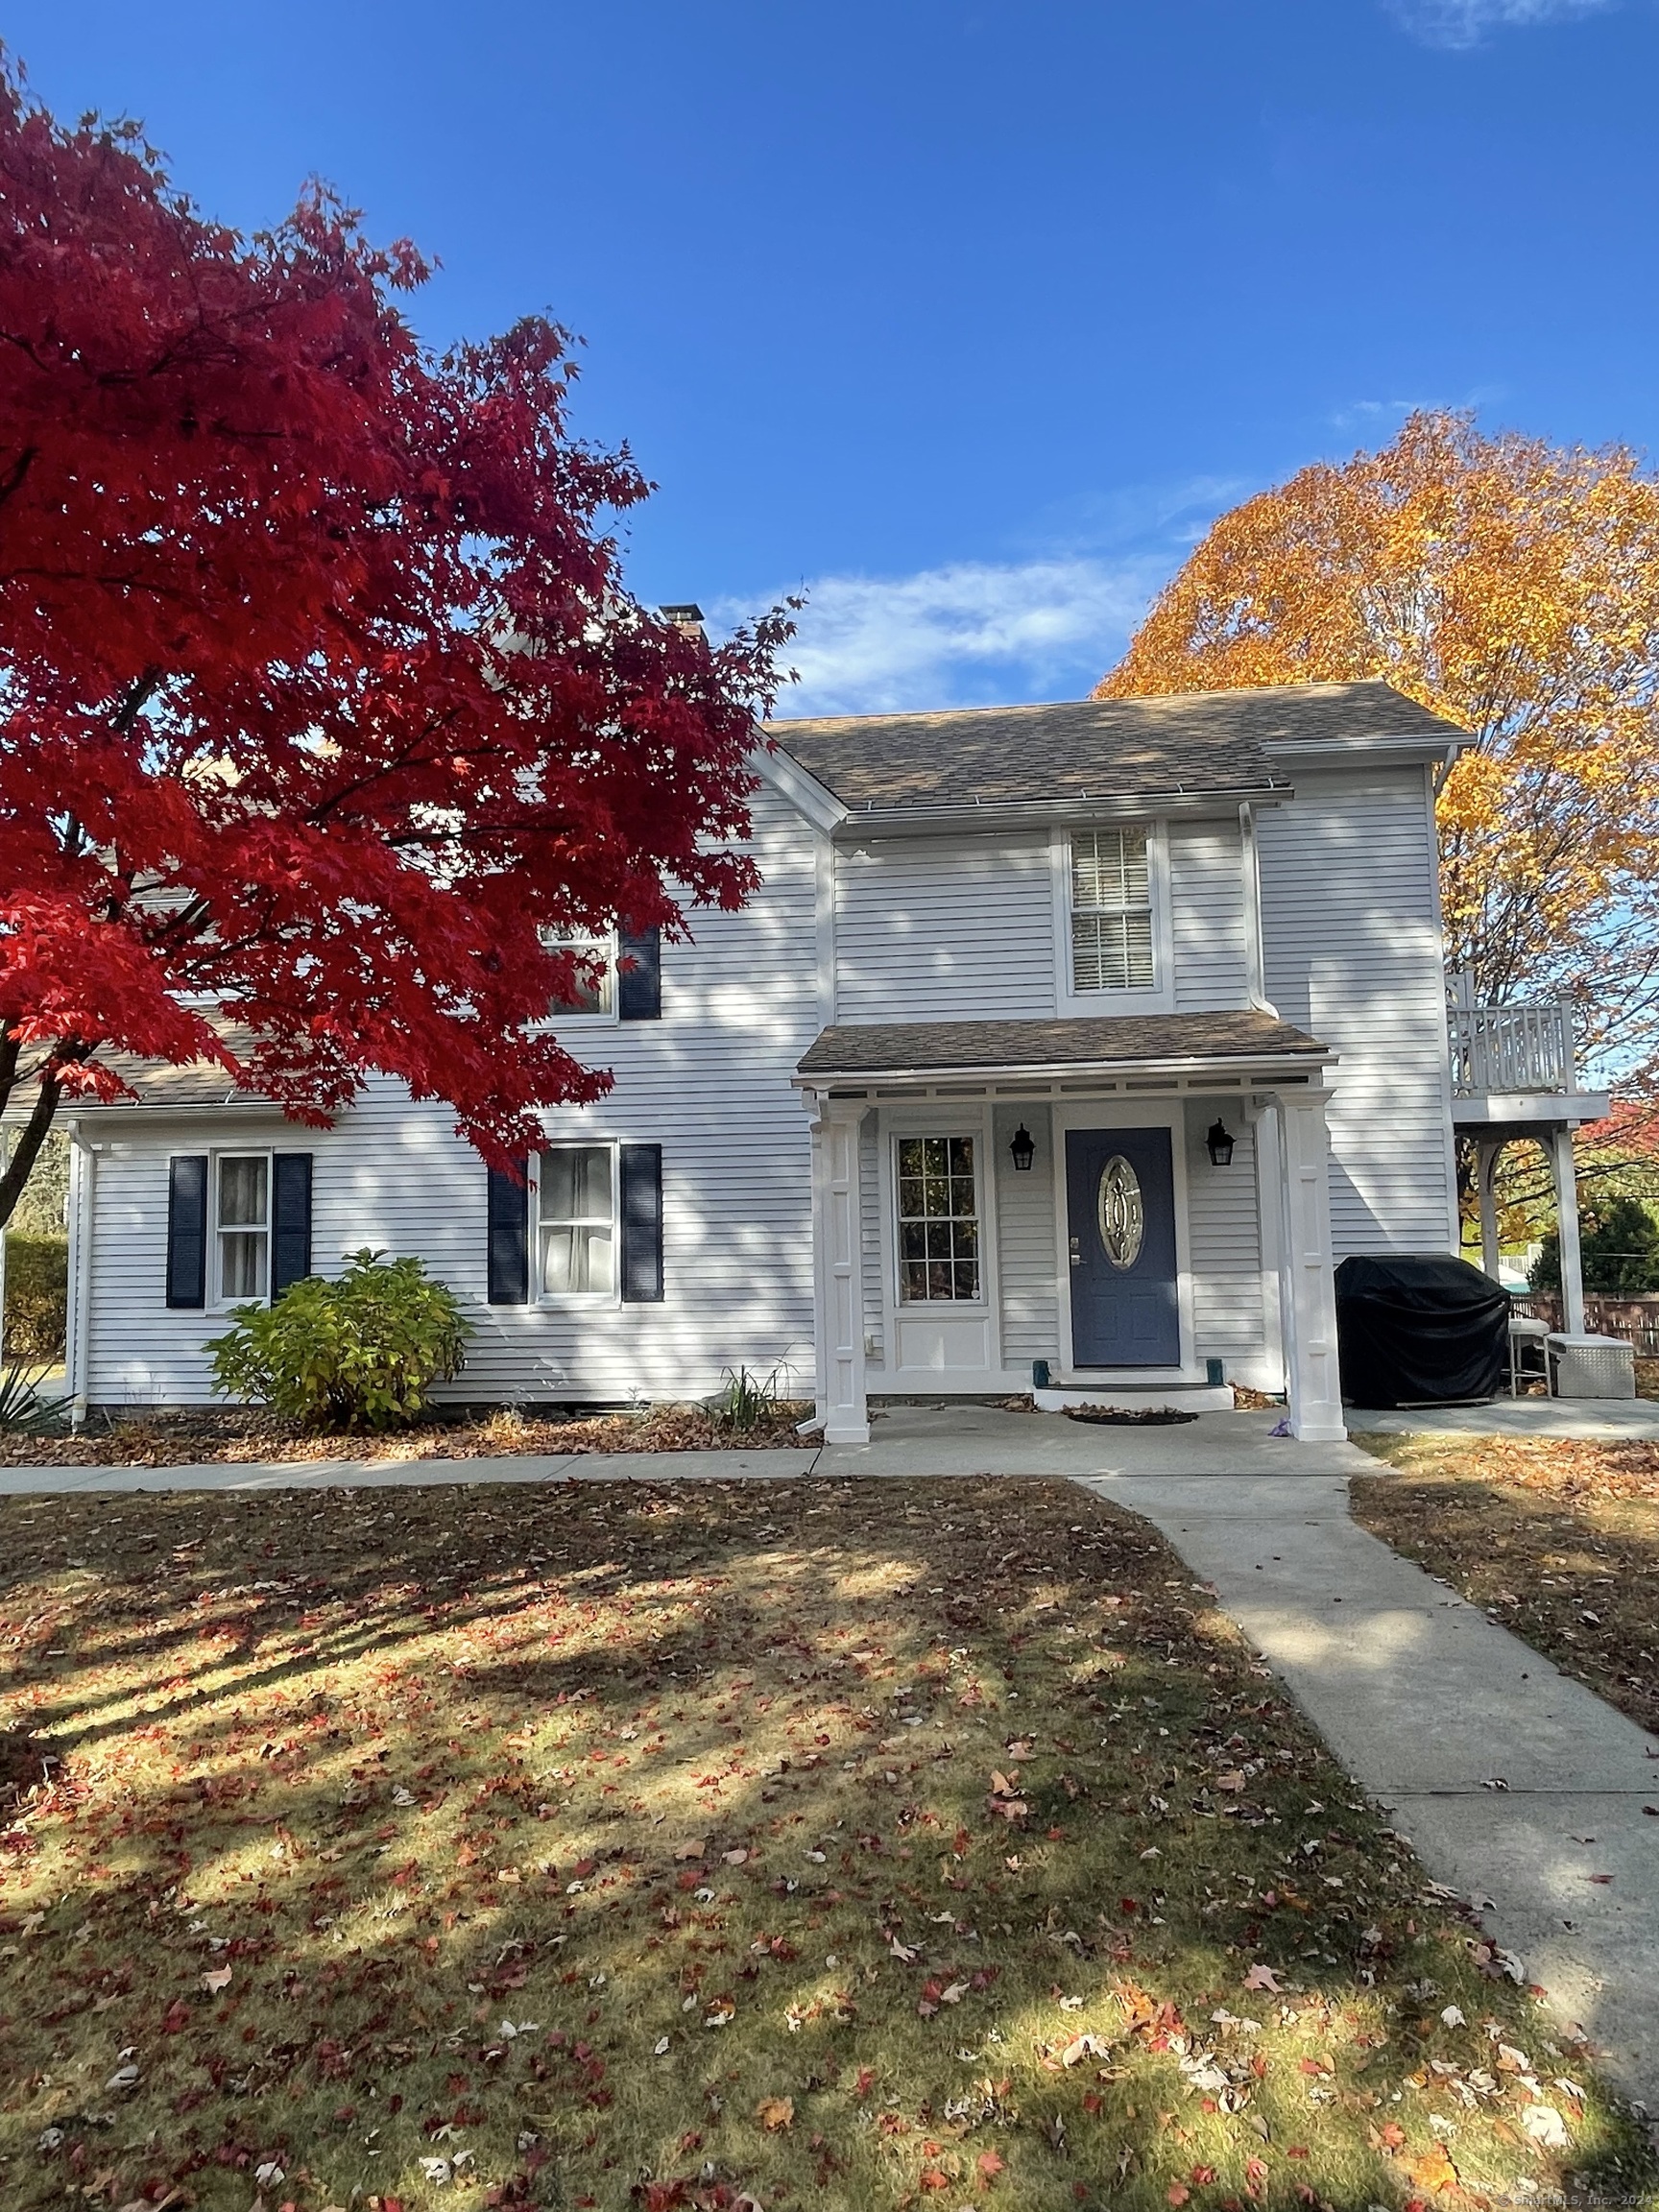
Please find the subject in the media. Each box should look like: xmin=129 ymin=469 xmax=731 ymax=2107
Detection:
xmin=207 ymin=1247 xmax=470 ymax=1430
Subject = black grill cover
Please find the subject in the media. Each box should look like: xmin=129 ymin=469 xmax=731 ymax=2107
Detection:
xmin=1334 ymin=1253 xmax=1509 ymax=1408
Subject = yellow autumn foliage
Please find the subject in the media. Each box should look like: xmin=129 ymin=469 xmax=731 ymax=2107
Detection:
xmin=1099 ymin=411 xmax=1659 ymax=1074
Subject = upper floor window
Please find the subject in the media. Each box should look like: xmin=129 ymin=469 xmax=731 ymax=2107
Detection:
xmin=540 ymin=926 xmax=616 ymax=1019
xmin=1070 ymin=829 xmax=1154 ymax=993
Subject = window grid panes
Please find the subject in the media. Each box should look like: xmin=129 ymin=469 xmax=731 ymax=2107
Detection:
xmin=1070 ymin=828 xmax=1155 ymax=993
xmin=539 ymin=926 xmax=616 ymax=1017
xmin=538 ymin=1145 xmax=615 ymax=1296
xmin=897 ymin=1136 xmax=980 ymax=1303
xmin=217 ymin=1155 xmax=269 ymax=1302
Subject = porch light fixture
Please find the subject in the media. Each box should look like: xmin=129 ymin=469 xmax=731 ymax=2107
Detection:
xmin=1009 ymin=1123 xmax=1037 ymax=1172
xmin=1206 ymin=1118 xmax=1236 ymax=1167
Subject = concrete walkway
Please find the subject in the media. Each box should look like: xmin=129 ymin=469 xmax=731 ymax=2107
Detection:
xmin=1084 ymin=1462 xmax=1659 ymax=2105
xmin=0 ymin=1404 xmax=1356 ymax=1494
xmin=4 ymin=1405 xmax=1657 ymax=2100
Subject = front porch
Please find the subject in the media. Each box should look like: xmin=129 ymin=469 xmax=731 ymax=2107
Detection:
xmin=796 ymin=1011 xmax=1350 ymax=1449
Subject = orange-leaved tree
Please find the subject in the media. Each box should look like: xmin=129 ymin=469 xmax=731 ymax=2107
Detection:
xmin=1099 ymin=410 xmax=1659 ymax=1083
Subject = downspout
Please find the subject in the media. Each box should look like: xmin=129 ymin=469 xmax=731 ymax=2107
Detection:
xmin=1238 ymin=803 xmax=1279 ymax=1017
xmin=66 ymin=1121 xmax=95 ymax=1430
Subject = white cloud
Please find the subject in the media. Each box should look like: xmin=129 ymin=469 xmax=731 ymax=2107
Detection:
xmin=714 ymin=557 xmax=1160 ymax=720
xmin=1386 ymin=0 xmax=1615 ymax=49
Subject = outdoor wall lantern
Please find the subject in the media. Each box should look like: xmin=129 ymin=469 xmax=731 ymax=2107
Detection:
xmin=1009 ymin=1123 xmax=1037 ymax=1172
xmin=1205 ymin=1118 xmax=1236 ymax=1167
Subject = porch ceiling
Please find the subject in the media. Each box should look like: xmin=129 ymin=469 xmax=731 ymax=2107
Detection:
xmin=795 ymin=1010 xmax=1331 ymax=1087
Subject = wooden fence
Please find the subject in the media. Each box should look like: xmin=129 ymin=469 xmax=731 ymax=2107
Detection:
xmin=1509 ymin=1292 xmax=1659 ymax=1356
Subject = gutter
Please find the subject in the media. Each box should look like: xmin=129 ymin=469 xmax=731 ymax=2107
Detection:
xmin=66 ymin=1120 xmax=95 ymax=1430
xmin=826 ymin=781 xmax=1293 ymax=840
xmin=793 ymin=1045 xmax=1335 ymax=1093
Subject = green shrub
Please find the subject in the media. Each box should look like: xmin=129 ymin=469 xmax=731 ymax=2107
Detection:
xmin=206 ymin=1248 xmax=470 ymax=1431
xmin=1530 ymin=1195 xmax=1659 ymax=1295
xmin=3 ymin=1234 xmax=67 ymax=1362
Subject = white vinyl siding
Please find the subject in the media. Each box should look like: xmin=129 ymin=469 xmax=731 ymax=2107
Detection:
xmin=1168 ymin=820 xmax=1251 ymax=1012
xmin=993 ymin=1104 xmax=1058 ymax=1372
xmin=1183 ymin=1099 xmax=1267 ymax=1381
xmin=1257 ymin=767 xmax=1455 ymax=1257
xmin=834 ymin=833 xmax=1056 ymax=1022
xmin=78 ymin=781 xmax=821 ymax=1407
xmin=859 ymin=1113 xmax=884 ymax=1370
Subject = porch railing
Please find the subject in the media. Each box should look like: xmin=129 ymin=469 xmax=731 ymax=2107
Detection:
xmin=1447 ymin=991 xmax=1575 ymax=1096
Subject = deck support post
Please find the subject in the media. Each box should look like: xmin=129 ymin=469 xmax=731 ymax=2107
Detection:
xmin=1548 ymin=1123 xmax=1587 ymax=1338
xmin=806 ymin=1092 xmax=868 ymax=1444
xmin=1266 ymin=1087 xmax=1347 ymax=1443
xmin=1476 ymin=1138 xmax=1504 ymax=1283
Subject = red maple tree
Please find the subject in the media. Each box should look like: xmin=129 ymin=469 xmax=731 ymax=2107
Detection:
xmin=0 ymin=63 xmax=790 ymax=1223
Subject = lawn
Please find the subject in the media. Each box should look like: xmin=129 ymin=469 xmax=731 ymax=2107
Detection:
xmin=1 ymin=1476 xmax=1648 ymax=2212
xmin=1352 ymin=1433 xmax=1659 ymax=1736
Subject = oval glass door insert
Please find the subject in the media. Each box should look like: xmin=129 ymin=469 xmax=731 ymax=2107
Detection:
xmin=1097 ymin=1154 xmax=1144 ymax=1270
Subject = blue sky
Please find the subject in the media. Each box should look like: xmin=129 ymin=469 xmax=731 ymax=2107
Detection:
xmin=11 ymin=0 xmax=1658 ymax=714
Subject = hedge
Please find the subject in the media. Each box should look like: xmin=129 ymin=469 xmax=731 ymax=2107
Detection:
xmin=5 ymin=1234 xmax=68 ymax=1362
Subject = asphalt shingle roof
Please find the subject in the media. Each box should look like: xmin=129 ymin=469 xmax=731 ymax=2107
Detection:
xmin=768 ymin=678 xmax=1463 ymax=813
xmin=796 ymin=1011 xmax=1329 ymax=1080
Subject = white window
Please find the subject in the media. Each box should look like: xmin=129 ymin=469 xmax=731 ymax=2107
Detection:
xmin=215 ymin=1154 xmax=270 ymax=1303
xmin=1070 ymin=828 xmax=1155 ymax=993
xmin=537 ymin=1144 xmax=615 ymax=1296
xmin=539 ymin=926 xmax=616 ymax=1019
xmin=896 ymin=1136 xmax=980 ymax=1303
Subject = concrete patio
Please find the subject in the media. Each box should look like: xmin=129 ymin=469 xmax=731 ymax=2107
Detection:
xmin=1345 ymin=1396 xmax=1659 ymax=1440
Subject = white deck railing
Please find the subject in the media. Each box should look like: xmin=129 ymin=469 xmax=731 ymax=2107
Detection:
xmin=1447 ymin=992 xmax=1575 ymax=1095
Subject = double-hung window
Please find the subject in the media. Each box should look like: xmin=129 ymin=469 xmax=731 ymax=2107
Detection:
xmin=896 ymin=1136 xmax=980 ymax=1303
xmin=539 ymin=926 xmax=616 ymax=1019
xmin=1070 ymin=828 xmax=1155 ymax=993
xmin=537 ymin=1145 xmax=615 ymax=1297
xmin=215 ymin=1154 xmax=270 ymax=1303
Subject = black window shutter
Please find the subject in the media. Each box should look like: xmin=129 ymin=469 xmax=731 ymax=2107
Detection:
xmin=619 ymin=1142 xmax=663 ymax=1303
xmin=166 ymin=1155 xmax=208 ymax=1310
xmin=617 ymin=926 xmax=661 ymax=1022
xmin=487 ymin=1158 xmax=530 ymax=1305
xmin=271 ymin=1153 xmax=314 ymax=1296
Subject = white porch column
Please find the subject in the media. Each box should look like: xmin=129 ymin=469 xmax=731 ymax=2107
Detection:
xmin=1476 ymin=1138 xmax=1503 ymax=1283
xmin=1269 ymin=1087 xmax=1347 ymax=1443
xmin=1248 ymin=1100 xmax=1286 ymax=1394
xmin=1548 ymin=1123 xmax=1587 ymax=1338
xmin=809 ymin=1094 xmax=869 ymax=1444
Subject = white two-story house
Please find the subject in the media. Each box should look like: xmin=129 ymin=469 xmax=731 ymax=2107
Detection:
xmin=54 ymin=677 xmax=1600 ymax=1446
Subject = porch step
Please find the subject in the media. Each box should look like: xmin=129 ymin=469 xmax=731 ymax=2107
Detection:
xmin=1034 ymin=1382 xmax=1236 ymax=1416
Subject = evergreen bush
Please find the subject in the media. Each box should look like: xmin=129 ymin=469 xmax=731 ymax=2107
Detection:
xmin=3 ymin=1234 xmax=67 ymax=1361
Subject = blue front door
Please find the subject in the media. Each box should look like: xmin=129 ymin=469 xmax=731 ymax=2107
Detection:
xmin=1066 ymin=1126 xmax=1180 ymax=1367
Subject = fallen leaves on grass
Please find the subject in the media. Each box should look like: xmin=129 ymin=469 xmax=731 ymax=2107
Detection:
xmin=0 ymin=1398 xmax=814 ymax=1469
xmin=0 ymin=1477 xmax=1648 ymax=2212
xmin=1353 ymin=1433 xmax=1659 ymax=1732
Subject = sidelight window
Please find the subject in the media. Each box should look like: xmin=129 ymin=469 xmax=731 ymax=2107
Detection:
xmin=896 ymin=1135 xmax=980 ymax=1303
